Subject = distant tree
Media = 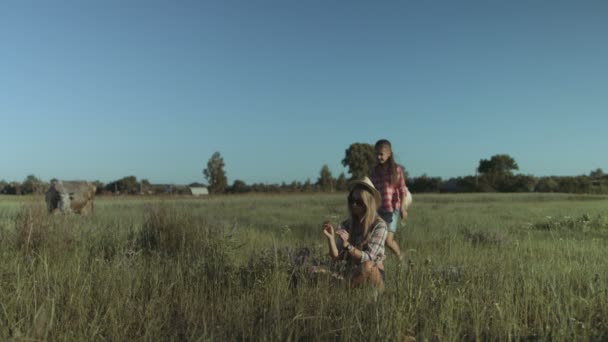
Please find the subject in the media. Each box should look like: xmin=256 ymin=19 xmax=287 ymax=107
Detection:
xmin=203 ymin=152 xmax=228 ymax=194
xmin=408 ymin=174 xmax=442 ymax=193
xmin=149 ymin=184 xmax=168 ymax=195
xmin=556 ymin=177 xmax=580 ymax=193
xmin=122 ymin=176 xmax=139 ymax=194
xmin=172 ymin=185 xmax=190 ymax=195
xmin=575 ymin=176 xmax=593 ymax=193
xmin=590 ymin=168 xmax=605 ymax=178
xmin=459 ymin=176 xmax=480 ymax=192
xmin=249 ymin=183 xmax=262 ymax=192
xmin=92 ymin=180 xmax=105 ymax=195
xmin=499 ymin=174 xmax=537 ymax=192
xmin=289 ymin=181 xmax=302 ymax=192
xmin=335 ymin=173 xmax=348 ymax=192
xmin=317 ymin=164 xmax=335 ymax=192
xmin=21 ymin=174 xmax=43 ymax=194
xmin=266 ymin=183 xmax=280 ymax=193
xmin=4 ymin=182 xmax=22 ymax=195
xmin=341 ymin=143 xmax=375 ymax=180
xmin=477 ymin=154 xmax=519 ymax=176
xmin=139 ymin=179 xmax=151 ymax=194
xmin=230 ymin=179 xmax=249 ymax=193
xmin=535 ymin=177 xmax=559 ymax=193
xmin=477 ymin=154 xmax=519 ymax=191
xmin=302 ymin=179 xmax=313 ymax=192
xmin=105 ymin=176 xmax=139 ymax=194
xmin=0 ymin=179 xmax=7 ymax=194
xmin=439 ymin=176 xmax=477 ymax=193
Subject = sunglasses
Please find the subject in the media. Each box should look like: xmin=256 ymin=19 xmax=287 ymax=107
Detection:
xmin=348 ymin=197 xmax=365 ymax=207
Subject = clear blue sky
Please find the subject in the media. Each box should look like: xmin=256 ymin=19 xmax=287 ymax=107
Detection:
xmin=1 ymin=0 xmax=607 ymax=185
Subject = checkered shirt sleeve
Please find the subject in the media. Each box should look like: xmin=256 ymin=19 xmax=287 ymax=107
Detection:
xmin=360 ymin=220 xmax=388 ymax=264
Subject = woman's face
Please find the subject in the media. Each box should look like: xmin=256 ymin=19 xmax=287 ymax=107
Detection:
xmin=348 ymin=189 xmax=366 ymax=217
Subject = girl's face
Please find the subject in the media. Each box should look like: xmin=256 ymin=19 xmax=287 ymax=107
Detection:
xmin=348 ymin=189 xmax=366 ymax=218
xmin=375 ymin=146 xmax=391 ymax=165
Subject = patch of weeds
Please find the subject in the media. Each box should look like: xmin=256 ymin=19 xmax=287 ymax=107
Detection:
xmin=88 ymin=224 xmax=121 ymax=261
xmin=461 ymin=227 xmax=507 ymax=246
xmin=13 ymin=203 xmax=81 ymax=260
xmin=240 ymin=247 xmax=284 ymax=289
xmin=431 ymin=265 xmax=466 ymax=284
xmin=14 ymin=203 xmax=50 ymax=254
xmin=532 ymin=214 xmax=608 ymax=231
xmin=134 ymin=204 xmax=208 ymax=256
xmin=239 ymin=246 xmax=333 ymax=289
xmin=135 ymin=204 xmax=240 ymax=287
xmin=189 ymin=251 xmax=237 ymax=289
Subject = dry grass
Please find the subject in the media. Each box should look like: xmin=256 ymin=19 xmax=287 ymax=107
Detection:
xmin=0 ymin=193 xmax=608 ymax=340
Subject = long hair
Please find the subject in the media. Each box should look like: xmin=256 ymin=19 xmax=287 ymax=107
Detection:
xmin=347 ymin=185 xmax=379 ymax=245
xmin=374 ymin=139 xmax=399 ymax=186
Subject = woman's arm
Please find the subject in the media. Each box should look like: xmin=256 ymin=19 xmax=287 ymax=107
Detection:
xmin=323 ymin=222 xmax=340 ymax=260
xmin=338 ymin=222 xmax=387 ymax=264
xmin=359 ymin=222 xmax=388 ymax=263
xmin=397 ymin=166 xmax=409 ymax=219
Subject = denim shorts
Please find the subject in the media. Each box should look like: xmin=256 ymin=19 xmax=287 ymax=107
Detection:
xmin=378 ymin=210 xmax=400 ymax=233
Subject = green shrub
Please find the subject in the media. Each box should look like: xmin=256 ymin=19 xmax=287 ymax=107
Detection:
xmin=461 ymin=227 xmax=507 ymax=246
xmin=532 ymin=214 xmax=608 ymax=231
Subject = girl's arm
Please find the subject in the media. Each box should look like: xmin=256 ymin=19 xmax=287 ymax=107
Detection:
xmin=397 ymin=166 xmax=409 ymax=218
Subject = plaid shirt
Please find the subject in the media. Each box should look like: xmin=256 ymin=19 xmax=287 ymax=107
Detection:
xmin=339 ymin=219 xmax=388 ymax=269
xmin=370 ymin=165 xmax=408 ymax=213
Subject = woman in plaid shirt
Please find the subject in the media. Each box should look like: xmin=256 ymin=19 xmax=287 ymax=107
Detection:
xmin=322 ymin=177 xmax=388 ymax=289
xmin=370 ymin=139 xmax=409 ymax=261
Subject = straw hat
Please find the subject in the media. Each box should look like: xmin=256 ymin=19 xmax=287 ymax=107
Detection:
xmin=349 ymin=177 xmax=381 ymax=208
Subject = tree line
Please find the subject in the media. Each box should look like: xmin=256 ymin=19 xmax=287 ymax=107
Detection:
xmin=201 ymin=145 xmax=608 ymax=195
xmin=1 ymin=143 xmax=606 ymax=195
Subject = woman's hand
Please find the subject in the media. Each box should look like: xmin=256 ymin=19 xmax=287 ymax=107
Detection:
xmin=335 ymin=228 xmax=349 ymax=244
xmin=323 ymin=221 xmax=335 ymax=239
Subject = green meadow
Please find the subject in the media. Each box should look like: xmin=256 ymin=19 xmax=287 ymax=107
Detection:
xmin=1 ymin=193 xmax=608 ymax=341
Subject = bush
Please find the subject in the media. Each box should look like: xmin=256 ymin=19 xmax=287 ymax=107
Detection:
xmin=532 ymin=214 xmax=608 ymax=231
xmin=13 ymin=203 xmax=81 ymax=259
xmin=14 ymin=203 xmax=51 ymax=254
xmin=135 ymin=205 xmax=196 ymax=256
xmin=461 ymin=227 xmax=507 ymax=246
xmin=133 ymin=204 xmax=239 ymax=287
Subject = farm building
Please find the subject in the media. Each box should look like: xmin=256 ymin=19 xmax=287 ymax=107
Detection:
xmin=189 ymin=187 xmax=209 ymax=196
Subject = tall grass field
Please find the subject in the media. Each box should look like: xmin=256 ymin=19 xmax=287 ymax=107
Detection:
xmin=1 ymin=193 xmax=607 ymax=340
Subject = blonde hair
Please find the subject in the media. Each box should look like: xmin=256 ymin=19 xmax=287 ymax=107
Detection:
xmin=347 ymin=185 xmax=379 ymax=244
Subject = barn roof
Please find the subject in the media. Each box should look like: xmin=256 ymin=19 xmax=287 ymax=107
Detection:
xmin=189 ymin=187 xmax=209 ymax=196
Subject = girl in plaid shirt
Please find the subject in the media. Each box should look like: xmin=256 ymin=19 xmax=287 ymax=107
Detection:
xmin=370 ymin=139 xmax=409 ymax=261
xmin=322 ymin=177 xmax=387 ymax=289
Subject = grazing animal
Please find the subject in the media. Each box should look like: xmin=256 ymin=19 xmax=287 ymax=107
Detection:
xmin=45 ymin=180 xmax=97 ymax=215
